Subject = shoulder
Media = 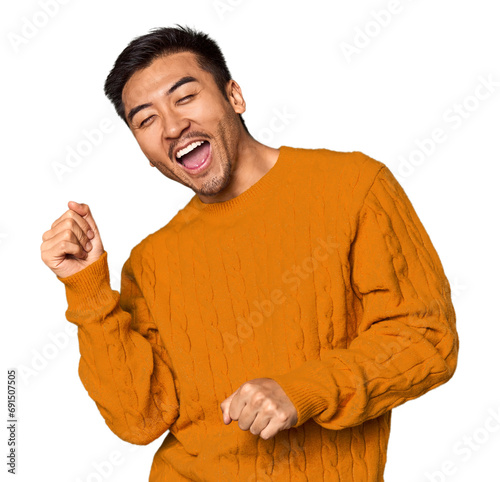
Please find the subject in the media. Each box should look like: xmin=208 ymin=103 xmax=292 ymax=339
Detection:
xmin=282 ymin=145 xmax=387 ymax=199
xmin=284 ymin=145 xmax=384 ymax=175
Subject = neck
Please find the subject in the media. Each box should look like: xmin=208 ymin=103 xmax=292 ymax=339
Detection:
xmin=196 ymin=133 xmax=280 ymax=204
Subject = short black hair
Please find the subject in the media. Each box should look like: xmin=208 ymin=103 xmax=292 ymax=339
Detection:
xmin=104 ymin=24 xmax=250 ymax=133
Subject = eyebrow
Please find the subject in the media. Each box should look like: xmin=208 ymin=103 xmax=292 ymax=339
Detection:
xmin=126 ymin=75 xmax=198 ymax=125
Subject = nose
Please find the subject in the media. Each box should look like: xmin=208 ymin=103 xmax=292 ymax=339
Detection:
xmin=161 ymin=107 xmax=190 ymax=141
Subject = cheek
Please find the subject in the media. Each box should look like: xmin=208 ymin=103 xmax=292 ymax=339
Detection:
xmin=191 ymin=101 xmax=225 ymax=125
xmin=137 ymin=130 xmax=167 ymax=159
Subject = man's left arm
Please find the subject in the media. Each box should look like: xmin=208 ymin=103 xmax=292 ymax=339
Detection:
xmin=270 ymin=165 xmax=459 ymax=430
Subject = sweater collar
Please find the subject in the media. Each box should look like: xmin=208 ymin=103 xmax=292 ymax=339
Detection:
xmin=188 ymin=145 xmax=291 ymax=216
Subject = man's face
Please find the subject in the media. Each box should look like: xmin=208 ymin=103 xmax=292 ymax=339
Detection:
xmin=122 ymin=51 xmax=246 ymax=197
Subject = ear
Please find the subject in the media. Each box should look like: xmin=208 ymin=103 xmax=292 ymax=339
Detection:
xmin=227 ymin=80 xmax=246 ymax=115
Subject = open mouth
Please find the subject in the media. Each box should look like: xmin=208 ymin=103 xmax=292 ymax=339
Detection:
xmin=175 ymin=140 xmax=211 ymax=170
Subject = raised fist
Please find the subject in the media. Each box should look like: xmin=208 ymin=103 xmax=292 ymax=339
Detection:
xmin=41 ymin=201 xmax=105 ymax=279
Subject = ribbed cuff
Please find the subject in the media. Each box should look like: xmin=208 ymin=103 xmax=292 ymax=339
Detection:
xmin=57 ymin=251 xmax=118 ymax=324
xmin=270 ymin=360 xmax=335 ymax=428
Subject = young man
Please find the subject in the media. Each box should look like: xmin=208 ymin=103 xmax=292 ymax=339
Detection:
xmin=40 ymin=25 xmax=459 ymax=481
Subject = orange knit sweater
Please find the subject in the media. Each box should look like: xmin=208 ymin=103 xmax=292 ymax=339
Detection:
xmin=58 ymin=146 xmax=459 ymax=481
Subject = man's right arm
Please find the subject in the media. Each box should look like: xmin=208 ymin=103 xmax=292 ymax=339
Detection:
xmin=57 ymin=248 xmax=180 ymax=445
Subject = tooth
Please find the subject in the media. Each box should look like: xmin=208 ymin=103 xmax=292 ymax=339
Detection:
xmin=176 ymin=140 xmax=205 ymax=159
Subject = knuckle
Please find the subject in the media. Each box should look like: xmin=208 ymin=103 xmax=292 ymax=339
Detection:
xmin=62 ymin=229 xmax=74 ymax=241
xmin=62 ymin=212 xmax=75 ymax=224
xmin=251 ymin=392 xmax=265 ymax=406
xmin=278 ymin=413 xmax=288 ymax=423
xmin=240 ymin=384 xmax=252 ymax=394
xmin=59 ymin=240 xmax=69 ymax=251
xmin=63 ymin=216 xmax=76 ymax=227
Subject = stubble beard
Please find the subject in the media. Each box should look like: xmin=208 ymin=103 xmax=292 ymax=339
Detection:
xmin=188 ymin=116 xmax=236 ymax=198
xmin=149 ymin=115 xmax=238 ymax=197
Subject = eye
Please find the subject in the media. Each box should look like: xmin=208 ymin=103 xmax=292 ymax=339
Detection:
xmin=140 ymin=115 xmax=155 ymax=127
xmin=177 ymin=94 xmax=195 ymax=105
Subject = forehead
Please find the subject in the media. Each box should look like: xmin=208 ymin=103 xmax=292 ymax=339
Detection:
xmin=122 ymin=51 xmax=210 ymax=109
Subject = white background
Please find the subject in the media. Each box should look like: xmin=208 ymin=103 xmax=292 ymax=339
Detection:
xmin=2 ymin=0 xmax=499 ymax=481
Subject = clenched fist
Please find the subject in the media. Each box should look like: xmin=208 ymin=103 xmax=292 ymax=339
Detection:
xmin=40 ymin=201 xmax=105 ymax=279
xmin=220 ymin=378 xmax=298 ymax=440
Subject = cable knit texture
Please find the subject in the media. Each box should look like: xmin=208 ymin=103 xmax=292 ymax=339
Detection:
xmin=57 ymin=146 xmax=459 ymax=481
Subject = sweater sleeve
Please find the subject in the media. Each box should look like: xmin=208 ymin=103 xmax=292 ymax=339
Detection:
xmin=270 ymin=165 xmax=459 ymax=430
xmin=57 ymin=249 xmax=179 ymax=444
